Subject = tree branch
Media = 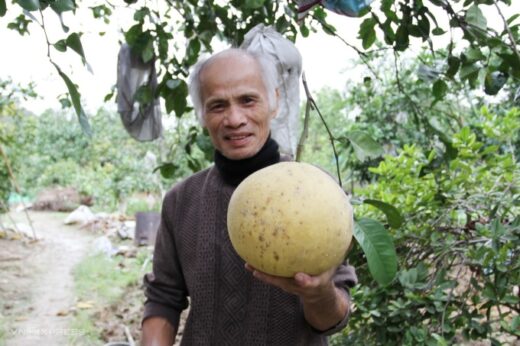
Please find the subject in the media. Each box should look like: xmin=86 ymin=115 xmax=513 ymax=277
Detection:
xmin=301 ymin=73 xmax=343 ymax=187
xmin=296 ymin=72 xmax=312 ymax=162
xmin=493 ymin=0 xmax=520 ymax=64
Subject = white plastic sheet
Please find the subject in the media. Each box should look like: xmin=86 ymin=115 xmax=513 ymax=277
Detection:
xmin=241 ymin=24 xmax=302 ymax=158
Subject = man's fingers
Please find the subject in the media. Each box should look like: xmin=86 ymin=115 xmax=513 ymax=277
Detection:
xmin=294 ymin=272 xmax=313 ymax=287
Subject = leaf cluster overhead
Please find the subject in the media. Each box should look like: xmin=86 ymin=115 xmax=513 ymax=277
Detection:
xmin=2 ymin=0 xmax=518 ymax=134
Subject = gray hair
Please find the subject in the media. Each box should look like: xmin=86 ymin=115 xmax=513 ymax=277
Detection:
xmin=188 ymin=48 xmax=279 ymax=124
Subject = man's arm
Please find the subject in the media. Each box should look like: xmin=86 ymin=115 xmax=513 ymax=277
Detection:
xmin=245 ymin=264 xmax=350 ymax=332
xmin=141 ymin=189 xmax=189 ymax=345
xmin=141 ymin=317 xmax=177 ymax=346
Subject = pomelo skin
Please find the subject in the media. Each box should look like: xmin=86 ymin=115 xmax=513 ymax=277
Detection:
xmin=227 ymin=161 xmax=353 ymax=277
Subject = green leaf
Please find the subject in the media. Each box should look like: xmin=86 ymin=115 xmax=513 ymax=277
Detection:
xmin=354 ymin=218 xmax=398 ymax=286
xmin=398 ymin=268 xmax=418 ymax=288
xmin=459 ymin=64 xmax=480 ymax=87
xmin=432 ymin=27 xmax=445 ymax=35
xmin=506 ymin=13 xmax=519 ymax=25
xmin=16 ymin=0 xmax=39 ymax=11
xmin=65 ymin=33 xmax=86 ymax=63
xmin=359 ymin=17 xmax=377 ymax=50
xmin=511 ymin=315 xmax=520 ymax=332
xmin=125 ymin=24 xmax=154 ymax=63
xmin=244 ymin=0 xmax=265 ymax=9
xmin=417 ymin=15 xmax=430 ymax=38
xmin=52 ymin=63 xmax=91 ymax=137
xmin=125 ymin=24 xmax=143 ymax=47
xmin=8 ymin=15 xmax=32 ymax=35
xmin=484 ymin=71 xmax=508 ymax=95
xmin=394 ymin=24 xmax=409 ymax=51
xmin=134 ymin=85 xmax=154 ymax=105
xmin=154 ymin=163 xmax=177 ymax=179
xmin=300 ymin=24 xmax=310 ymax=38
xmin=54 ymin=39 xmax=67 ymax=52
xmin=196 ymin=132 xmax=214 ymax=161
xmin=432 ymin=79 xmax=448 ymax=100
xmin=186 ymin=38 xmax=201 ymax=65
xmin=59 ymin=97 xmax=71 ymax=108
xmin=134 ymin=7 xmax=150 ymax=22
xmin=345 ymin=131 xmax=383 ymax=161
xmin=0 ymin=0 xmax=7 ymax=17
xmin=163 ymin=79 xmax=188 ymax=117
xmin=446 ymin=56 xmax=460 ymax=79
xmin=465 ymin=5 xmax=487 ymax=31
xmin=50 ymin=0 xmax=75 ymax=13
xmin=465 ymin=47 xmax=485 ymax=62
xmin=363 ymin=199 xmax=404 ymax=228
xmin=141 ymin=39 xmax=154 ymax=63
xmin=380 ymin=19 xmax=395 ymax=44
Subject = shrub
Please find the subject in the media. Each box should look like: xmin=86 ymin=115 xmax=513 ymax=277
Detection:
xmin=333 ymin=108 xmax=519 ymax=345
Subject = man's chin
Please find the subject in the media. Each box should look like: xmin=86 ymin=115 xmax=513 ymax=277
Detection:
xmin=222 ymin=147 xmax=257 ymax=160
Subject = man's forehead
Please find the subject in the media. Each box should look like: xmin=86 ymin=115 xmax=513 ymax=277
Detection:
xmin=199 ymin=53 xmax=265 ymax=102
xmin=202 ymin=51 xmax=259 ymax=77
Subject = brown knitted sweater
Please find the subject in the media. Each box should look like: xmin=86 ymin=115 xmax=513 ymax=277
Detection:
xmin=143 ymin=164 xmax=357 ymax=345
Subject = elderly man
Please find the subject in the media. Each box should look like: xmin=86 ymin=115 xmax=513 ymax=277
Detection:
xmin=141 ymin=48 xmax=357 ymax=346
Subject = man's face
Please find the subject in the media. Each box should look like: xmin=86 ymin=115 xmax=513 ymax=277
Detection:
xmin=199 ymin=53 xmax=276 ymax=160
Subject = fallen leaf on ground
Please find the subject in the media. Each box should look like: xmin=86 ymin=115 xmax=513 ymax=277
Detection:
xmin=76 ymin=301 xmax=95 ymax=309
xmin=56 ymin=309 xmax=69 ymax=316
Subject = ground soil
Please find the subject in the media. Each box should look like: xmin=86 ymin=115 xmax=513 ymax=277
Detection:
xmin=0 ymin=211 xmax=94 ymax=346
xmin=0 ymin=211 xmax=187 ymax=346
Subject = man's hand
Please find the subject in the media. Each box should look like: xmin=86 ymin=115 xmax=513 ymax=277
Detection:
xmin=245 ymin=263 xmax=349 ymax=332
xmin=141 ymin=316 xmax=176 ymax=346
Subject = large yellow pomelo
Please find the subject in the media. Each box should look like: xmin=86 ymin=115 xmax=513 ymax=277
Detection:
xmin=227 ymin=161 xmax=353 ymax=277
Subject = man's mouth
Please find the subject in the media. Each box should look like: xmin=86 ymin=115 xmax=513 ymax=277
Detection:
xmin=225 ymin=133 xmax=252 ymax=146
xmin=225 ymin=134 xmax=251 ymax=140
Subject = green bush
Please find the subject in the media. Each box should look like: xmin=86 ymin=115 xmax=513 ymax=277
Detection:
xmin=333 ymin=107 xmax=519 ymax=345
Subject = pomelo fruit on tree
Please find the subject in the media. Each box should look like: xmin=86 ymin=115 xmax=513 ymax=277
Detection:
xmin=227 ymin=161 xmax=353 ymax=277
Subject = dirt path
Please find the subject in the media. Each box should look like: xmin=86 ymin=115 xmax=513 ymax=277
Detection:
xmin=1 ymin=211 xmax=95 ymax=346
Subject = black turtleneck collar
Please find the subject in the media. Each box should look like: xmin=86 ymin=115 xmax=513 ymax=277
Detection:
xmin=214 ymin=136 xmax=280 ymax=186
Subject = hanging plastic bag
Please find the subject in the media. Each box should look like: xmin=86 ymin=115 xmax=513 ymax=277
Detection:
xmin=116 ymin=44 xmax=162 ymax=141
xmin=297 ymin=0 xmax=374 ymax=18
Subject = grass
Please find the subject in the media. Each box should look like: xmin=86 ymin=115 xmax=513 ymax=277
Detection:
xmin=70 ymin=244 xmax=152 ymax=345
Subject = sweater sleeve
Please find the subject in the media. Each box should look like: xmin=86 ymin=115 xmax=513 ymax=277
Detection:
xmin=142 ymin=190 xmax=189 ymax=329
xmin=317 ymin=262 xmax=358 ymax=336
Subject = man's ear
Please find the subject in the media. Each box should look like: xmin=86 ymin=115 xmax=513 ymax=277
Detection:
xmin=271 ymin=88 xmax=280 ymax=119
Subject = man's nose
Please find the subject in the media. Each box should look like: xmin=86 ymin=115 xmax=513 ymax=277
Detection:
xmin=224 ymin=105 xmax=247 ymax=127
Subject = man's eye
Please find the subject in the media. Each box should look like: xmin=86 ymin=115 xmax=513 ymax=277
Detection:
xmin=242 ymin=96 xmax=255 ymax=105
xmin=210 ymin=104 xmax=224 ymax=111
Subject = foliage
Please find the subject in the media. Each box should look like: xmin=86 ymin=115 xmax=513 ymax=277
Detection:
xmin=354 ymin=0 xmax=520 ymax=95
xmin=2 ymin=1 xmax=518 ymax=133
xmin=300 ymin=48 xmax=519 ymax=189
xmin=331 ymin=107 xmax=519 ymax=345
xmin=0 ymin=79 xmax=37 ymax=212
xmin=1 ymin=83 xmax=213 ymax=213
xmin=10 ymin=109 xmax=161 ymax=210
xmin=7 ymin=107 xmax=193 ymax=212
